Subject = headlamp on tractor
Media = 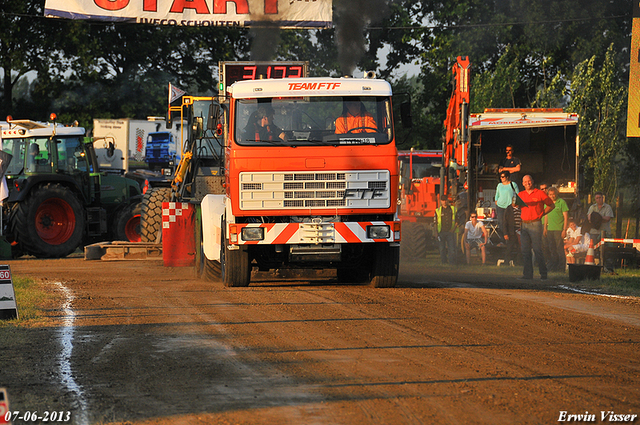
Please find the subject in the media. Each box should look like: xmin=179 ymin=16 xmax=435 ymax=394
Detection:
xmin=241 ymin=227 xmax=265 ymax=241
xmin=367 ymin=225 xmax=390 ymax=239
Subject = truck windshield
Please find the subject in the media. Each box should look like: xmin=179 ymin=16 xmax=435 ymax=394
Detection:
xmin=234 ymin=96 xmax=393 ymax=146
xmin=399 ymin=155 xmax=442 ymax=180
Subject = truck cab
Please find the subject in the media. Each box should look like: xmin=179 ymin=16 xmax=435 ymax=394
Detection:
xmin=198 ymin=76 xmax=401 ymax=287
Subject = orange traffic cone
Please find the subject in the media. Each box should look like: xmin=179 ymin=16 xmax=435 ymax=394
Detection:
xmin=584 ymin=239 xmax=595 ymax=265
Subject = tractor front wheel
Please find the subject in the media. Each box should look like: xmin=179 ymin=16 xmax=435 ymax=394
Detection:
xmin=115 ymin=202 xmax=142 ymax=242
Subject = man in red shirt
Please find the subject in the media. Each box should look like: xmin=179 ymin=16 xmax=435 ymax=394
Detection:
xmin=518 ymin=174 xmax=555 ymax=280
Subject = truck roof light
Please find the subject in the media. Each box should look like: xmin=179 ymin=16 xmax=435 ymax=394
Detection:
xmin=50 ymin=113 xmax=57 ymax=122
xmin=6 ymin=115 xmax=12 ymax=122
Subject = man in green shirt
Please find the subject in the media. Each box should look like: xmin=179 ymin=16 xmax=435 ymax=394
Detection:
xmin=544 ymin=187 xmax=569 ymax=272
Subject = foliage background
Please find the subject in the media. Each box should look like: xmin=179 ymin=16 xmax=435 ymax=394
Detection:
xmin=0 ymin=0 xmax=636 ymax=206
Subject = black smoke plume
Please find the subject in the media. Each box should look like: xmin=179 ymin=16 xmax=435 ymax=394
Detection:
xmin=333 ymin=0 xmax=390 ymax=76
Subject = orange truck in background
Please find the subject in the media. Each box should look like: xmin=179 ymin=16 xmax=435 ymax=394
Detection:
xmin=195 ymin=72 xmax=404 ymax=287
xmin=397 ymin=149 xmax=442 ymax=259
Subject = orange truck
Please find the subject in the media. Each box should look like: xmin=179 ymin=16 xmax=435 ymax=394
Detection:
xmin=397 ymin=149 xmax=441 ymax=259
xmin=192 ymin=67 xmax=403 ymax=287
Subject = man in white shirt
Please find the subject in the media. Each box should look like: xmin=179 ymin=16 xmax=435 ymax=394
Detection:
xmin=463 ymin=211 xmax=488 ymax=265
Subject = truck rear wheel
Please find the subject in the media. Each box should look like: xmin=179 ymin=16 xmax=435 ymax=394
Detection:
xmin=370 ymin=243 xmax=399 ymax=288
xmin=140 ymin=187 xmax=171 ymax=242
xmin=114 ymin=202 xmax=141 ymax=242
xmin=221 ymin=220 xmax=251 ymax=287
xmin=12 ymin=184 xmax=85 ymax=258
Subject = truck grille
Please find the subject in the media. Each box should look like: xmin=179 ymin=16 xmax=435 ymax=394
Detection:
xmin=239 ymin=170 xmax=391 ymax=210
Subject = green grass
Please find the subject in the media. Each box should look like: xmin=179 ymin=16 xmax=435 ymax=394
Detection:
xmin=0 ymin=277 xmax=56 ymax=327
xmin=566 ymin=267 xmax=640 ymax=297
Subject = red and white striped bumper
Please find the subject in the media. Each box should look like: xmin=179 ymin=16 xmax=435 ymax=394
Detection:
xmin=228 ymin=221 xmax=401 ymax=245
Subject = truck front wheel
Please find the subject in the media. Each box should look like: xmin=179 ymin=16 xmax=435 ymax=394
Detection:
xmin=12 ymin=184 xmax=85 ymax=258
xmin=221 ymin=220 xmax=251 ymax=287
xmin=370 ymin=243 xmax=399 ymax=288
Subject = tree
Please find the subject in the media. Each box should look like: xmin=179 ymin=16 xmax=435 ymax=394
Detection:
xmin=470 ymin=46 xmax=521 ymax=112
xmin=375 ymin=0 xmax=632 ymax=147
xmin=568 ymin=44 xmax=627 ymax=201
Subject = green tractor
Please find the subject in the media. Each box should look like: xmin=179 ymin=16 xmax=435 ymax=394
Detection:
xmin=1 ymin=117 xmax=143 ymax=258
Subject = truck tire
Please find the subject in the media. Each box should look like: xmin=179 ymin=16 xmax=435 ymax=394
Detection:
xmin=140 ymin=188 xmax=171 ymax=242
xmin=11 ymin=184 xmax=85 ymax=258
xmin=221 ymin=220 xmax=251 ymax=287
xmin=400 ymin=222 xmax=428 ymax=260
xmin=114 ymin=202 xmax=142 ymax=242
xmin=370 ymin=243 xmax=399 ymax=288
xmin=194 ymin=207 xmax=204 ymax=278
xmin=195 ymin=209 xmax=222 ymax=280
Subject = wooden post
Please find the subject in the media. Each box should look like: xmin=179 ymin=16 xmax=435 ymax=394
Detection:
xmin=616 ymin=193 xmax=623 ymax=238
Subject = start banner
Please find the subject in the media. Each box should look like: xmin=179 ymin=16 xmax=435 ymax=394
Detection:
xmin=44 ymin=0 xmax=333 ymax=29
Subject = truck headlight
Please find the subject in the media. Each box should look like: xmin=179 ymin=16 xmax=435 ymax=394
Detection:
xmin=367 ymin=225 xmax=390 ymax=239
xmin=241 ymin=227 xmax=265 ymax=241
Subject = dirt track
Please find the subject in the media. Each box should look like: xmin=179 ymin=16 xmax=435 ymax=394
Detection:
xmin=3 ymin=257 xmax=640 ymax=425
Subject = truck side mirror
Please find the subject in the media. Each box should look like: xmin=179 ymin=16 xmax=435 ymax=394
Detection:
xmin=400 ymin=101 xmax=413 ymax=129
xmin=207 ymin=103 xmax=219 ymax=131
xmin=192 ymin=117 xmax=204 ymax=139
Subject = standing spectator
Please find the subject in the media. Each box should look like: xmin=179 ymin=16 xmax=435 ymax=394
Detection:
xmin=435 ymin=197 xmax=457 ymax=264
xmin=494 ymin=170 xmax=519 ymax=244
xmin=498 ymin=145 xmax=522 ymax=185
xmin=463 ymin=211 xmax=488 ymax=265
xmin=544 ymin=187 xmax=569 ymax=271
xmin=538 ymin=183 xmax=549 ymax=192
xmin=587 ymin=191 xmax=614 ymax=242
xmin=498 ymin=196 xmax=522 ymax=267
xmin=518 ymin=175 xmax=555 ymax=280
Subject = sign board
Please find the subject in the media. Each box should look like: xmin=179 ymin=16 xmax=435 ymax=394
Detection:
xmin=0 ymin=388 xmax=9 ymax=425
xmin=44 ymin=0 xmax=333 ymax=29
xmin=218 ymin=61 xmax=308 ymax=96
xmin=0 ymin=266 xmax=18 ymax=320
xmin=628 ymin=2 xmax=640 ymax=137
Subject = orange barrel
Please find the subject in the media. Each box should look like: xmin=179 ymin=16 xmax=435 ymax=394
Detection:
xmin=162 ymin=202 xmax=195 ymax=267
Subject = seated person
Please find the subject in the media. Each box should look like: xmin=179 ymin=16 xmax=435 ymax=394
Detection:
xmin=27 ymin=143 xmax=41 ymax=171
xmin=566 ymin=220 xmax=591 ymax=264
xmin=463 ymin=211 xmax=488 ymax=265
xmin=243 ymin=105 xmax=285 ymax=142
xmin=335 ymin=99 xmax=378 ymax=134
xmin=563 ymin=220 xmax=581 ymax=252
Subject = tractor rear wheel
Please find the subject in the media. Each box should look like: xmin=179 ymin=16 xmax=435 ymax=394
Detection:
xmin=12 ymin=184 xmax=85 ymax=258
xmin=140 ymin=187 xmax=171 ymax=242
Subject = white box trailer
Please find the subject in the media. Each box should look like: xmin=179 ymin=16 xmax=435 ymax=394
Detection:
xmin=93 ymin=118 xmax=166 ymax=172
